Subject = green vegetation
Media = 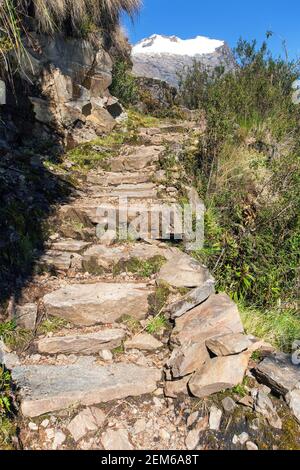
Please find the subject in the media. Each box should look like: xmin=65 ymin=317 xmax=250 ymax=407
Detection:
xmin=240 ymin=305 xmax=300 ymax=352
xmin=0 ymin=367 xmax=16 ymax=449
xmin=179 ymin=38 xmax=300 ymax=328
xmin=113 ymin=256 xmax=166 ymax=278
xmin=38 ymin=316 xmax=70 ymax=335
xmin=146 ymin=314 xmax=168 ymax=335
xmin=110 ymin=60 xmax=139 ymax=107
xmin=119 ymin=315 xmax=141 ymax=334
xmin=148 ymin=282 xmax=170 ymax=316
xmin=0 ymin=320 xmax=32 ymax=351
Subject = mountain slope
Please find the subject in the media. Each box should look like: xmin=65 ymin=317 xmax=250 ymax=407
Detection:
xmin=132 ymin=34 xmax=236 ymax=87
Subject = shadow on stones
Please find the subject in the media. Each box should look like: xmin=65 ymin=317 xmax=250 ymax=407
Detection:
xmin=0 ymin=79 xmax=73 ymax=318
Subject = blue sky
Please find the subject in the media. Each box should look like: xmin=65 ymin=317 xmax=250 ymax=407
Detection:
xmin=123 ymin=0 xmax=300 ymax=59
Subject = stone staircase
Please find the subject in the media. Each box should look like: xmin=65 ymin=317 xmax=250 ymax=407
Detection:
xmin=1 ymin=119 xmax=299 ymax=450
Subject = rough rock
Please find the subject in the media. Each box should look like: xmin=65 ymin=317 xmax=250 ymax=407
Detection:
xmin=246 ymin=441 xmax=259 ymax=451
xmin=233 ymin=432 xmax=249 ymax=446
xmin=101 ymin=429 xmax=133 ymax=450
xmin=171 ymin=293 xmax=244 ymax=348
xmin=125 ymin=333 xmax=163 ymax=351
xmin=43 ymin=282 xmax=152 ymax=326
xmin=255 ymin=353 xmax=300 ymax=396
xmin=188 ymin=353 xmax=249 ymax=398
xmin=82 ymin=243 xmax=171 ymax=271
xmin=286 ymin=389 xmax=300 ymax=423
xmin=209 ymin=406 xmax=223 ymax=431
xmin=20 ymin=33 xmax=122 ymax=145
xmin=185 ymin=428 xmax=201 ymax=450
xmin=167 ymin=282 xmax=215 ymax=319
xmin=164 ymin=377 xmax=189 ymax=398
xmin=37 ymin=328 xmax=126 ymax=355
xmin=222 ymin=396 xmax=237 ymax=413
xmin=167 ymin=342 xmax=209 ymax=378
xmin=206 ymin=333 xmax=252 ymax=356
xmin=67 ymin=407 xmax=106 ymax=442
xmin=14 ymin=303 xmax=37 ymax=330
xmin=39 ymin=250 xmax=72 ymax=270
xmin=12 ymin=362 xmax=161 ymax=417
xmin=110 ymin=146 xmax=163 ymax=172
xmin=252 ymin=390 xmax=282 ymax=429
xmin=0 ymin=340 xmax=20 ymax=369
xmin=157 ymin=253 xmax=212 ymax=288
xmin=51 ymin=239 xmax=91 ymax=253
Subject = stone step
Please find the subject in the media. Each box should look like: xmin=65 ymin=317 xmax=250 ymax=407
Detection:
xmin=43 ymin=282 xmax=153 ymax=326
xmin=12 ymin=361 xmax=161 ymax=417
xmin=60 ymin=201 xmax=185 ymax=241
xmin=82 ymin=242 xmax=175 ymax=272
xmin=36 ymin=328 xmax=126 ymax=355
xmin=109 ymin=145 xmax=163 ymax=172
xmin=87 ymin=183 xmax=158 ymax=199
xmin=39 ymin=250 xmax=82 ymax=271
xmin=48 ymin=239 xmax=91 ymax=253
xmin=87 ymin=171 xmax=153 ymax=186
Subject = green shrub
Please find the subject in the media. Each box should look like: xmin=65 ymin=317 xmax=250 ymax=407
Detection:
xmin=110 ymin=60 xmax=139 ymax=107
xmin=179 ymin=37 xmax=300 ymax=310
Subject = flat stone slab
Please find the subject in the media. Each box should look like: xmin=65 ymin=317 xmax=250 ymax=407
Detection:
xmin=50 ymin=239 xmax=91 ymax=253
xmin=37 ymin=328 xmax=126 ymax=355
xmin=87 ymin=171 xmax=152 ymax=186
xmin=125 ymin=333 xmax=163 ymax=351
xmin=157 ymin=253 xmax=213 ymax=288
xmin=167 ymin=283 xmax=215 ymax=319
xmin=12 ymin=362 xmax=161 ymax=417
xmin=171 ymin=293 xmax=244 ymax=348
xmin=206 ymin=333 xmax=252 ymax=356
xmin=110 ymin=146 xmax=163 ymax=172
xmin=255 ymin=353 xmax=300 ymax=396
xmin=43 ymin=282 xmax=152 ymax=326
xmin=82 ymin=243 xmax=171 ymax=271
xmin=89 ymin=183 xmax=158 ymax=199
xmin=188 ymin=353 xmax=249 ymax=398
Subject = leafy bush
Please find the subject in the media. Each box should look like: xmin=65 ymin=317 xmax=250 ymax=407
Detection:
xmin=179 ymin=38 xmax=300 ymax=312
xmin=110 ymin=59 xmax=139 ymax=107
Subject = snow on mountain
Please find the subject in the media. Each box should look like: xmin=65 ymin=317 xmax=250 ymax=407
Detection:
xmin=132 ymin=34 xmax=225 ymax=57
xmin=132 ymin=34 xmax=235 ymax=88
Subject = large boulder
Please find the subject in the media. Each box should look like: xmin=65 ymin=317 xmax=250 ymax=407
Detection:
xmin=171 ymin=293 xmax=244 ymax=348
xmin=14 ymin=33 xmax=124 ymax=146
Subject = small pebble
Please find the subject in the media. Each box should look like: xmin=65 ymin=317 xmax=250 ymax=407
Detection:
xmin=28 ymin=422 xmax=38 ymax=431
xmin=246 ymin=441 xmax=259 ymax=451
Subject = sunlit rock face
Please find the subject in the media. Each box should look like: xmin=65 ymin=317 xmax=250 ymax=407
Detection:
xmin=132 ymin=34 xmax=236 ymax=87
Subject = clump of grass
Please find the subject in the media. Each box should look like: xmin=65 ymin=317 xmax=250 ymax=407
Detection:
xmin=0 ymin=367 xmax=16 ymax=450
xmin=119 ymin=315 xmax=141 ymax=334
xmin=148 ymin=282 xmax=171 ymax=316
xmin=146 ymin=314 xmax=168 ymax=335
xmin=0 ymin=321 xmax=32 ymax=351
xmin=240 ymin=304 xmax=300 ymax=353
xmin=38 ymin=316 xmax=70 ymax=335
xmin=112 ymin=343 xmax=125 ymax=357
xmin=113 ymin=256 xmax=166 ymax=278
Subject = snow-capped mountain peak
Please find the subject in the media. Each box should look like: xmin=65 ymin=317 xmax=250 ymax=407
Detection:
xmin=132 ymin=34 xmax=225 ymax=57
